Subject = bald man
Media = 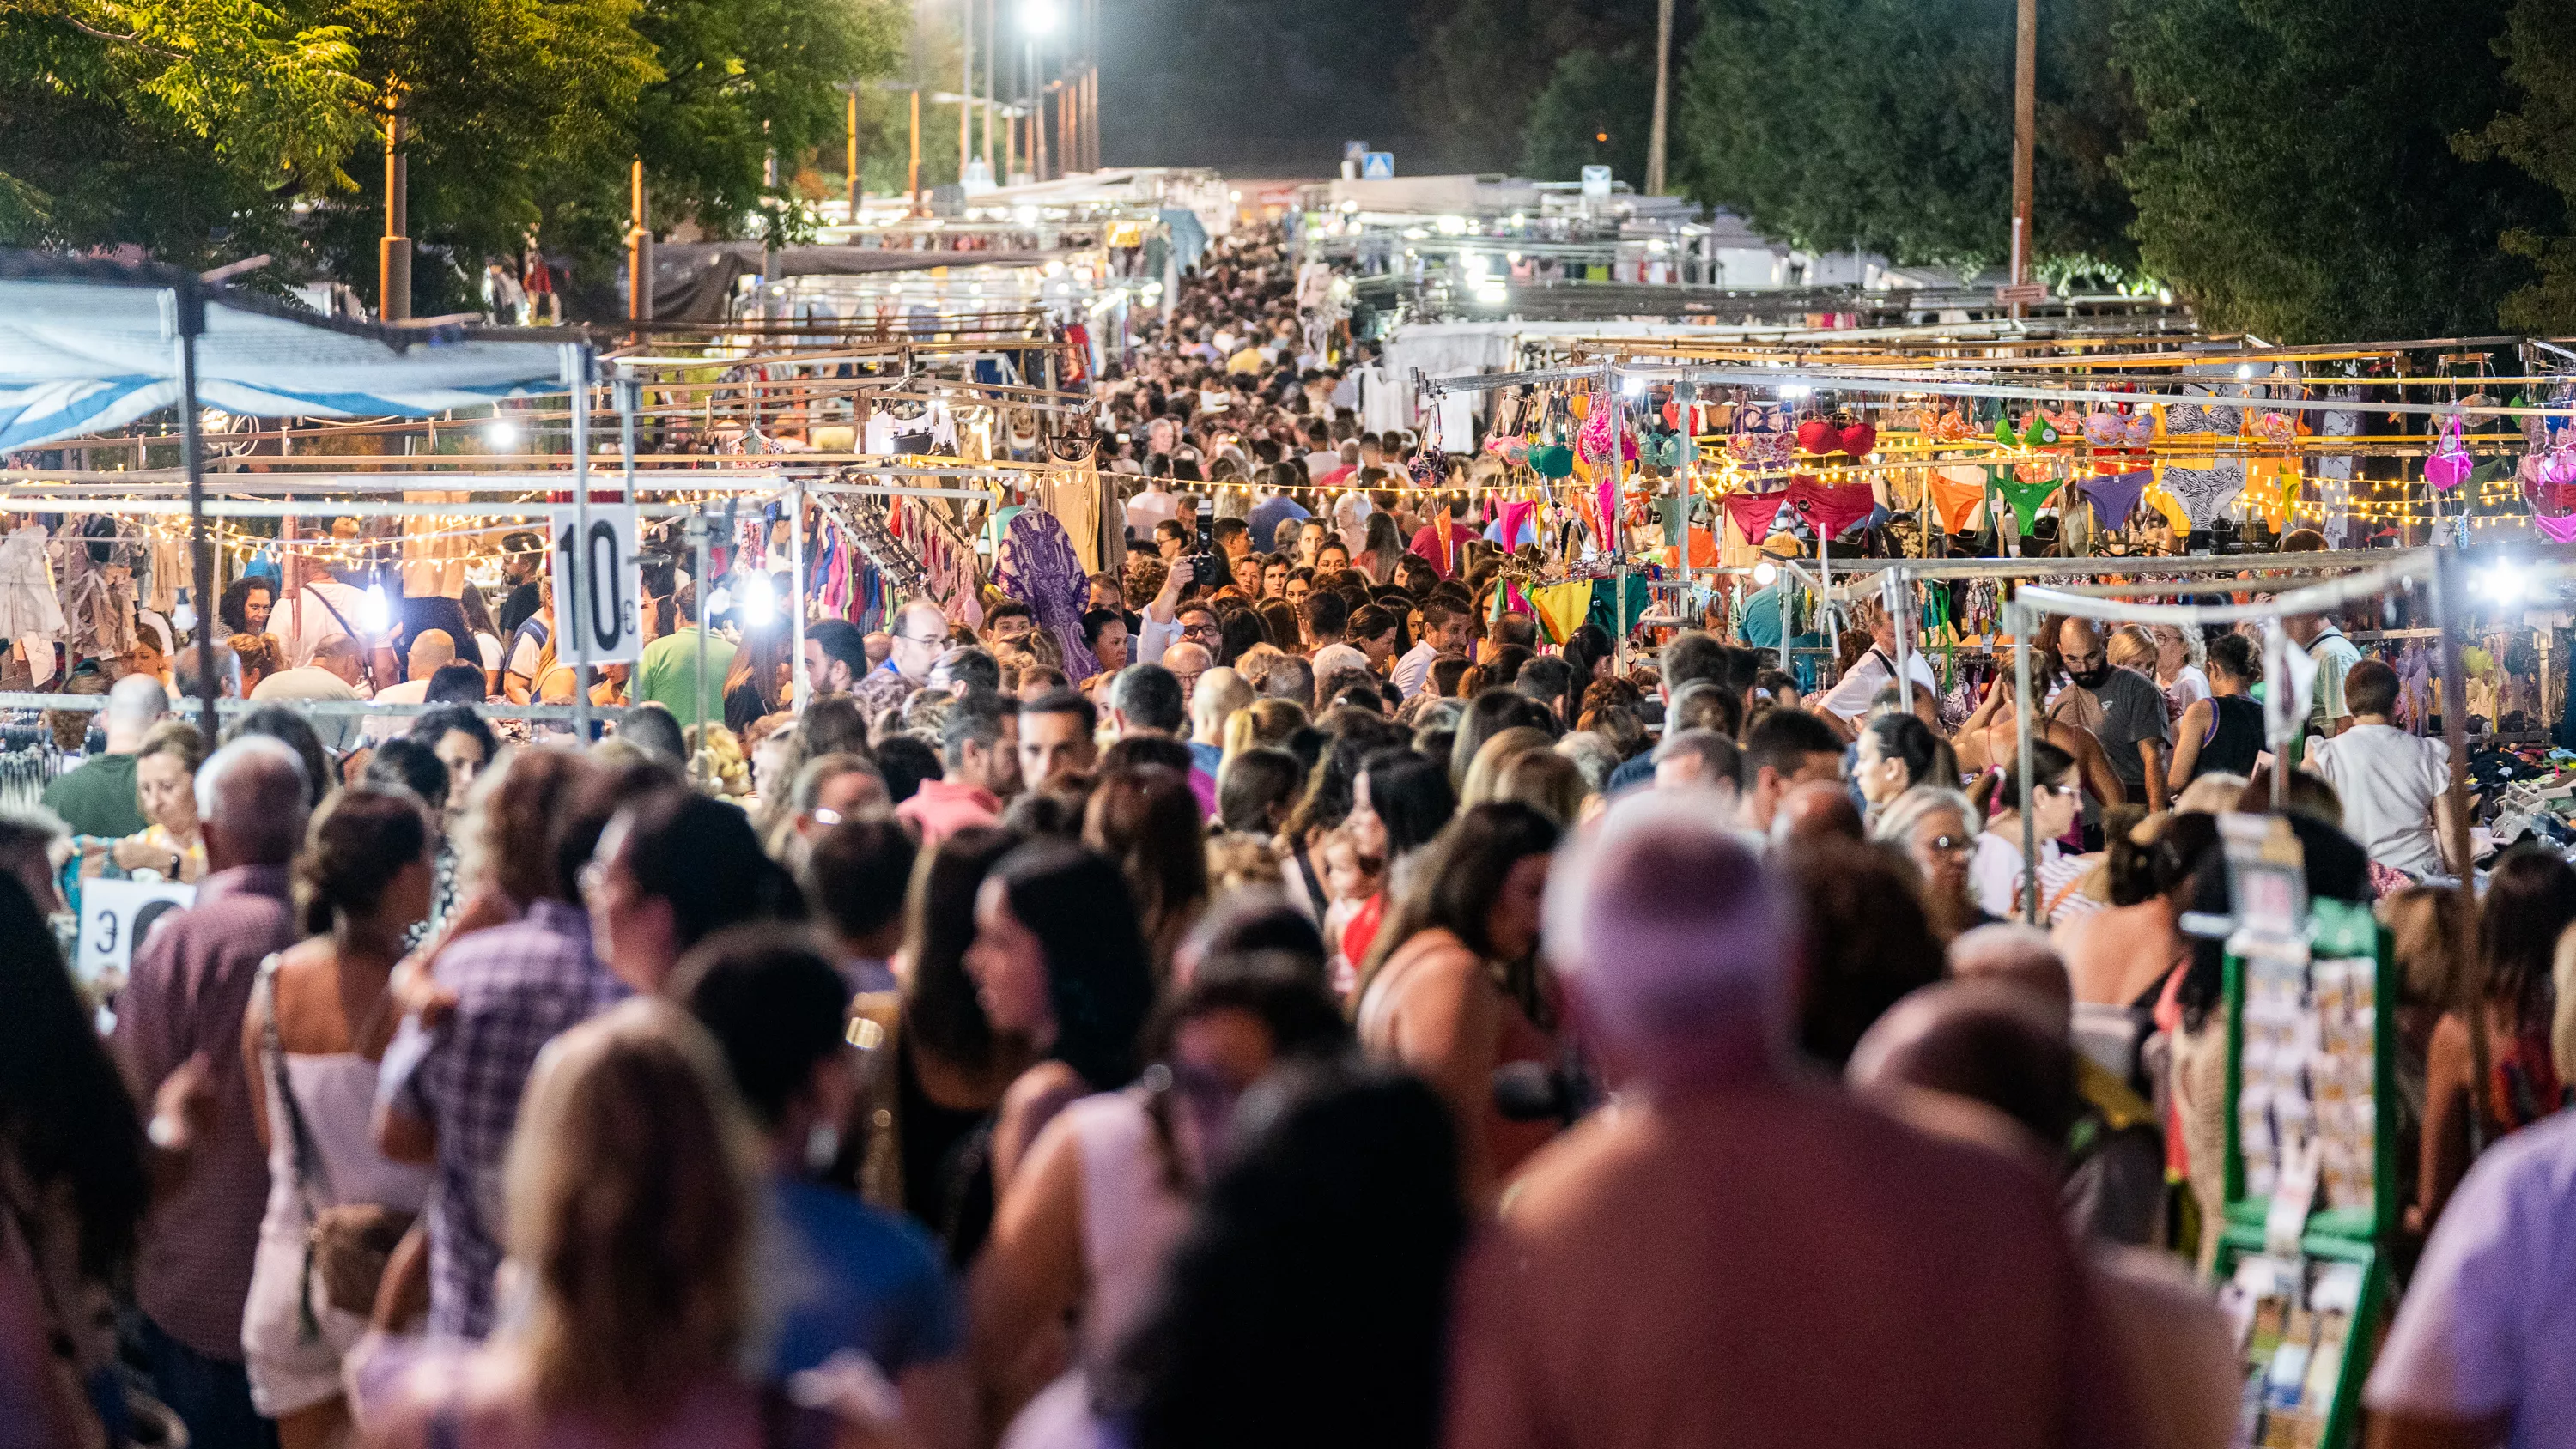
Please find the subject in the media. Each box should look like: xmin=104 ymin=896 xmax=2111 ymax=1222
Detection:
xmin=42 ymin=672 xmax=167 ymax=837
xmin=1771 ymin=779 xmax=1864 ymax=846
xmin=1449 ymin=794 xmax=2133 ymax=1449
xmin=111 ymin=737 xmax=309 ymax=1444
xmin=2049 ymin=617 xmax=2170 ymax=811
xmin=364 ymin=628 xmax=456 ymax=743
xmin=853 ymin=599 xmax=947 ymax=724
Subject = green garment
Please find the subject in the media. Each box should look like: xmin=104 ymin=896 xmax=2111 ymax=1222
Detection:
xmin=1589 ymin=574 xmax=1652 ymax=641
xmin=43 ymin=752 xmax=146 ymax=840
xmin=633 ymin=626 xmax=739 ymax=726
xmin=1993 ymin=476 xmax=2063 ymax=535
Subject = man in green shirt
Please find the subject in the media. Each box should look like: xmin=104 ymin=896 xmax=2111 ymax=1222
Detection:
xmin=43 ymin=673 xmax=167 ymax=839
xmin=633 ymin=583 xmax=738 ymax=727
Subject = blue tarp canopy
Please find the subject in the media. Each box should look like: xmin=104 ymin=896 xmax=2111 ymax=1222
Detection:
xmin=0 ymin=251 xmax=575 ymax=452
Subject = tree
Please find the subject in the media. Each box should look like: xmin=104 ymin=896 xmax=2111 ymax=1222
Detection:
xmin=1405 ymin=0 xmax=1662 ymax=174
xmin=2112 ymin=0 xmax=2552 ymax=341
xmin=1675 ymin=0 xmax=2136 ymax=279
xmin=1521 ymin=46 xmax=1649 ymax=184
xmin=2458 ymin=0 xmax=2576 ymax=332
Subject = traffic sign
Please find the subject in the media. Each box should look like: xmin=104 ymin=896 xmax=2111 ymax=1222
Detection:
xmin=1995 ymin=282 xmax=2049 ymax=305
xmin=551 ymin=505 xmax=643 ymax=664
xmin=1362 ymin=152 xmax=1394 ymax=180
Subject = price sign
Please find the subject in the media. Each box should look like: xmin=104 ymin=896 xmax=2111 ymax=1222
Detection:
xmin=551 ymin=506 xmax=642 ymax=664
xmin=77 ymin=877 xmax=196 ymax=990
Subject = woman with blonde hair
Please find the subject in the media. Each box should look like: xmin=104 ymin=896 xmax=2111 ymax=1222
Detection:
xmin=355 ymin=999 xmax=884 ymax=1447
xmin=1458 ymin=726 xmax=1554 ymax=808
xmin=109 ymin=719 xmax=207 ymax=882
xmin=1477 ymin=747 xmax=1588 ymax=827
xmin=1219 ymin=696 xmax=1308 ymax=764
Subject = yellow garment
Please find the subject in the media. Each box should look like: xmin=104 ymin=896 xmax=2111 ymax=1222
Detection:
xmin=1226 ymin=347 xmax=1267 ymax=374
xmin=1528 ymin=582 xmax=1591 ymax=646
xmin=2144 ymin=475 xmax=2190 ymax=534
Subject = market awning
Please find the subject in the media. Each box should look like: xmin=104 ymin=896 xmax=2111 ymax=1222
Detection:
xmin=648 ymin=242 xmax=1081 ymax=324
xmin=0 ymin=251 xmax=572 ymax=453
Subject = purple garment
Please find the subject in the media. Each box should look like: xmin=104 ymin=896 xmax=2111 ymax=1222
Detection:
xmin=998 ymin=510 xmax=1099 ymax=680
xmin=110 ymin=864 xmax=299 ymax=1360
xmin=380 ymin=899 xmax=626 ymax=1340
xmin=2075 ymin=470 xmax=2150 ymax=530
xmin=2366 ymin=1108 xmax=2576 ymax=1446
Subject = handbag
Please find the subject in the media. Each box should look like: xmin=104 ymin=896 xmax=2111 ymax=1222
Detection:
xmin=257 ymin=957 xmax=416 ymax=1329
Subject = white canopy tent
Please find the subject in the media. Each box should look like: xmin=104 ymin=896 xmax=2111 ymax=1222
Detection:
xmin=0 ymin=252 xmax=580 ymax=741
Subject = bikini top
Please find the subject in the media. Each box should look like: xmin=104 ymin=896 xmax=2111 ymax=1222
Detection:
xmin=1796 ymin=418 xmax=1878 ymax=458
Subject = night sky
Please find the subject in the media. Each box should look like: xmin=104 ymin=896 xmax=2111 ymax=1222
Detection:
xmin=1096 ymin=0 xmax=1430 ymax=178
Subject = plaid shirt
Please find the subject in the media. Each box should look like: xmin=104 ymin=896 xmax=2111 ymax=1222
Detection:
xmin=380 ymin=899 xmax=625 ymax=1340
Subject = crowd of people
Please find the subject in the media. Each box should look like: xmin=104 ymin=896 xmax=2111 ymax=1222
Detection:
xmin=2 ymin=230 xmax=2572 ymax=1449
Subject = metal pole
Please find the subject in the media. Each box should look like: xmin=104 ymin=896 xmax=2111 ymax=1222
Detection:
xmin=166 ymin=288 xmax=219 ymax=748
xmin=1886 ymin=565 xmax=1914 ymax=713
xmin=2008 ymin=0 xmax=2036 ymax=318
xmin=983 ymin=0 xmax=997 ymax=178
xmin=2428 ymin=547 xmax=2489 ymax=1152
xmin=1644 ymin=0 xmax=1674 ymax=195
xmin=2012 ymin=599 xmax=2038 ymax=924
xmin=615 ymin=373 xmax=639 ymax=506
xmin=627 ymin=158 xmax=651 ymax=327
xmin=380 ymin=94 xmax=410 ymax=322
xmin=908 ymin=88 xmax=922 ymax=213
xmin=694 ymin=508 xmax=712 ymax=754
xmin=846 ymin=91 xmax=860 ymax=213
xmin=960 ymin=0 xmax=973 ymax=182
xmin=790 ymin=479 xmax=810 ymax=712
xmin=565 ymin=345 xmax=593 ymax=743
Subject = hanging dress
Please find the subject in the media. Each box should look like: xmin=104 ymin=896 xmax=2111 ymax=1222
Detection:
xmin=0 ymin=524 xmax=66 ymax=640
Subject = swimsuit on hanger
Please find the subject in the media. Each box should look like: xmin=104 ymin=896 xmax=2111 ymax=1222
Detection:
xmin=2159 ymin=465 xmax=2245 ymax=530
xmin=1786 ymin=478 xmax=1874 ymax=540
xmin=1722 ymin=490 xmax=1790 ymax=543
xmin=2540 ymin=512 xmax=2576 ymax=544
xmin=1991 ymin=476 xmax=2063 ymax=536
xmin=1926 ymin=468 xmax=1988 ymax=533
xmin=2075 ymin=470 xmax=2151 ymax=531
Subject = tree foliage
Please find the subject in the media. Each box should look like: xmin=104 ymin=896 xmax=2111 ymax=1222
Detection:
xmin=2458 ymin=0 xmax=2576 ymax=333
xmin=1675 ymin=0 xmax=2136 ymax=279
xmin=1405 ymin=0 xmax=1662 ymax=174
xmin=0 ymin=0 xmax=901 ymax=312
xmin=2111 ymin=0 xmax=2551 ymax=341
xmin=1521 ymin=46 xmax=1649 ymax=185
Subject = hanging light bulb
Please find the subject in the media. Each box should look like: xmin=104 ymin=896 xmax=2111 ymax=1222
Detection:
xmin=740 ymin=571 xmax=778 ymax=626
xmin=361 ymin=584 xmax=392 ymax=635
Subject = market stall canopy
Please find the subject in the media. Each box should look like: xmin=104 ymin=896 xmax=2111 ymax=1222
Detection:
xmin=649 ymin=242 xmax=1080 ymax=324
xmin=0 ymin=250 xmax=574 ymax=452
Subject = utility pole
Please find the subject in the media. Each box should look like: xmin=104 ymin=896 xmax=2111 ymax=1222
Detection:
xmin=959 ymin=0 xmax=973 ymax=181
xmin=846 ymin=88 xmax=861 ymax=211
xmin=1645 ymin=0 xmax=1674 ymax=195
xmin=380 ymin=82 xmax=410 ymax=322
xmin=2009 ymin=0 xmax=2036 ymax=318
xmin=983 ymin=0 xmax=997 ymax=177
xmin=908 ymin=87 xmax=923 ymax=213
xmin=626 ymin=157 xmax=651 ymax=324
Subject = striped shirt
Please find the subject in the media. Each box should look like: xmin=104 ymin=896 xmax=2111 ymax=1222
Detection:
xmin=112 ymin=864 xmax=299 ymax=1359
xmin=380 ymin=900 xmax=625 ymax=1340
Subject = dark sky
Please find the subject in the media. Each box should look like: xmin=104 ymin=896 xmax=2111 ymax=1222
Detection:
xmin=1095 ymin=0 xmax=1430 ymax=177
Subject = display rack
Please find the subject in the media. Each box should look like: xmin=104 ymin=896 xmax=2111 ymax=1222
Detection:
xmin=2212 ymin=816 xmax=2397 ymax=1449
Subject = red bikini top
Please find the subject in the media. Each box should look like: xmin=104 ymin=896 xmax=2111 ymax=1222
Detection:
xmin=1795 ymin=418 xmax=1877 ymax=458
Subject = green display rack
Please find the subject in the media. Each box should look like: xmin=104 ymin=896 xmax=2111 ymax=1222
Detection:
xmin=2215 ymin=895 xmax=2397 ymax=1449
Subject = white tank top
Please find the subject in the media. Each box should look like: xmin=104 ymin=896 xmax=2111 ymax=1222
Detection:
xmin=1060 ymin=1089 xmax=1191 ymax=1367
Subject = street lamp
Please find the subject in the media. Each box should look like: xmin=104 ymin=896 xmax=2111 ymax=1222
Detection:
xmin=1020 ymin=0 xmax=1054 ymax=180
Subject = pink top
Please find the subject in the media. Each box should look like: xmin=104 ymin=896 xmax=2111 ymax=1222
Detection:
xmin=895 ymin=778 xmax=1002 ymax=846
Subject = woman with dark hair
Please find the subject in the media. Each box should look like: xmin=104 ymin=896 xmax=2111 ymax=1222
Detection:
xmin=1559 ymin=622 xmax=1613 ymax=695
xmin=1213 ymin=608 xmax=1267 ymax=669
xmin=1356 ymin=802 xmax=1561 ymax=1204
xmin=1779 ymin=837 xmax=1945 ymax=1070
xmin=838 ymin=828 xmax=1029 ymax=1264
xmin=1969 ymin=739 xmax=2082 ymax=921
xmin=1256 ymin=600 xmax=1301 ymax=654
xmin=1084 ymin=1063 xmax=1465 ymax=1449
xmin=1447 ymin=689 xmax=1557 ymax=786
xmin=241 ymin=789 xmax=436 ymax=1446
xmin=0 ymin=874 xmax=151 ymax=1447
xmin=220 ymin=575 xmax=278 ymax=639
xmin=229 ymin=706 xmax=331 ymax=808
xmin=1852 ymin=712 xmax=1951 ymax=823
xmin=1357 ymin=512 xmax=1405 ymax=585
xmin=719 ymin=619 xmax=789 ymax=734
xmin=409 ymin=706 xmax=497 ymax=828
xmin=1083 ymin=765 xmax=1210 ymax=979
xmin=2166 ymin=631 xmax=2264 ymax=788
xmin=2417 ymin=846 xmax=2576 ymax=1231
xmin=1335 ymin=749 xmax=1455 ymax=974
xmin=2058 ymin=809 xmax=2223 ymax=1012
xmin=964 ymin=842 xmax=1158 ymax=1196
xmin=970 ymin=959 xmax=1351 ymax=1435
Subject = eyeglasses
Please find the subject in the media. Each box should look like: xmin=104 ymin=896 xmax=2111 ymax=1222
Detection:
xmin=1182 ymin=622 xmax=1221 ymax=640
xmin=891 ymin=631 xmax=945 ymax=646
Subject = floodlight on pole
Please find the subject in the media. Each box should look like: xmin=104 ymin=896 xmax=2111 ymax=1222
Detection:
xmin=1022 ymin=0 xmax=1056 ymax=33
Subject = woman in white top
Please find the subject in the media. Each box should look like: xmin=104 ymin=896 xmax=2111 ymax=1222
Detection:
xmin=2148 ymin=625 xmax=2211 ymax=720
xmin=241 ymin=788 xmax=436 ymax=1449
xmin=974 ymin=963 xmax=1352 ymax=1442
xmin=1971 ymin=741 xmax=2085 ymax=922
